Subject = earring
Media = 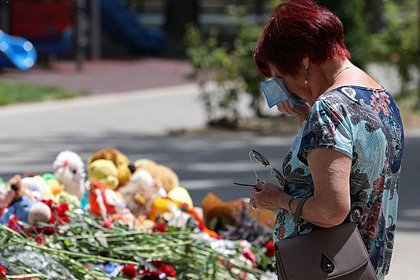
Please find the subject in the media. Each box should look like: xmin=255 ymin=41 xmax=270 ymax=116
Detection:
xmin=304 ymin=68 xmax=309 ymax=86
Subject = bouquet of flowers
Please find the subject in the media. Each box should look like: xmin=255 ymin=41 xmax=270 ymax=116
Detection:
xmin=0 ymin=200 xmax=276 ymax=280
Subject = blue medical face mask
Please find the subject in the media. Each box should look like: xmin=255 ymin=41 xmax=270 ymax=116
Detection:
xmin=260 ymin=77 xmax=306 ymax=108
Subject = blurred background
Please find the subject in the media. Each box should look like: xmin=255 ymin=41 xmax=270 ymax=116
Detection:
xmin=0 ymin=1 xmax=419 ymax=279
xmin=0 ymin=0 xmax=418 ymax=123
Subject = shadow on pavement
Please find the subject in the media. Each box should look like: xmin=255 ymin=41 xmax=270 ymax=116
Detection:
xmin=0 ymin=132 xmax=418 ymax=233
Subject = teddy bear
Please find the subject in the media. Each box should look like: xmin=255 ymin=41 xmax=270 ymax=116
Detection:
xmin=200 ymin=192 xmax=276 ymax=231
xmin=0 ymin=175 xmax=51 ymax=225
xmin=88 ymin=159 xmax=119 ymax=190
xmin=134 ymin=159 xmax=180 ymax=193
xmin=21 ymin=175 xmax=53 ymax=201
xmin=88 ymin=148 xmax=133 ymax=188
xmin=39 ymin=173 xmax=80 ymax=210
xmin=118 ymin=169 xmax=166 ymax=218
xmin=53 ymin=150 xmax=86 ymax=199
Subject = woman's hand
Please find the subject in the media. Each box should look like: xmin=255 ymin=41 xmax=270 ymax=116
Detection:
xmin=250 ymin=181 xmax=289 ymax=211
xmin=276 ymin=101 xmax=311 ymax=124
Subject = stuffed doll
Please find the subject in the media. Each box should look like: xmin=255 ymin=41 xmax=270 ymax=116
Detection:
xmin=0 ymin=197 xmax=52 ymax=225
xmin=118 ymin=169 xmax=166 ymax=218
xmin=53 ymin=150 xmax=86 ymax=199
xmin=201 ymin=192 xmax=276 ymax=231
xmin=21 ymin=175 xmax=53 ymax=201
xmin=134 ymin=159 xmax=180 ymax=193
xmin=88 ymin=148 xmax=133 ymax=188
xmin=42 ymin=173 xmax=65 ymax=197
xmin=167 ymin=186 xmax=193 ymax=209
xmin=0 ymin=175 xmax=51 ymax=225
xmin=41 ymin=173 xmax=80 ymax=210
xmin=88 ymin=179 xmax=126 ymax=219
xmin=0 ymin=175 xmax=34 ymax=209
xmin=88 ymin=159 xmax=119 ymax=190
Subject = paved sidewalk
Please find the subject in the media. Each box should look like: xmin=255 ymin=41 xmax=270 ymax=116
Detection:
xmin=0 ymin=58 xmax=194 ymax=94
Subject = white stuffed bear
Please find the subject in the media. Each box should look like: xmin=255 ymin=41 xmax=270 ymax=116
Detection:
xmin=53 ymin=150 xmax=86 ymax=199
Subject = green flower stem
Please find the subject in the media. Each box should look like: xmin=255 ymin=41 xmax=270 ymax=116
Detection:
xmin=9 ymin=238 xmax=138 ymax=265
xmin=6 ymin=274 xmax=43 ymax=279
xmin=56 ymin=230 xmax=192 ymax=240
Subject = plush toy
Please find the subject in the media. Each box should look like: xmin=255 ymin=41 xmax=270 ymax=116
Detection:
xmin=0 ymin=175 xmax=34 ymax=209
xmin=88 ymin=159 xmax=119 ymax=190
xmin=41 ymin=173 xmax=80 ymax=210
xmin=53 ymin=150 xmax=86 ymax=199
xmin=0 ymin=197 xmax=52 ymax=225
xmin=88 ymin=179 xmax=126 ymax=219
xmin=118 ymin=169 xmax=165 ymax=218
xmin=134 ymin=159 xmax=180 ymax=193
xmin=28 ymin=201 xmax=52 ymax=224
xmin=21 ymin=175 xmax=53 ymax=201
xmin=42 ymin=173 xmax=65 ymax=197
xmin=167 ymin=186 xmax=193 ymax=209
xmin=0 ymin=175 xmax=51 ymax=225
xmin=88 ymin=148 xmax=133 ymax=188
xmin=201 ymin=193 xmax=276 ymax=231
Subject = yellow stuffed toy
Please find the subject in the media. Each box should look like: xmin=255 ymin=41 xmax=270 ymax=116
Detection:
xmin=134 ymin=159 xmax=179 ymax=193
xmin=88 ymin=159 xmax=119 ymax=190
xmin=88 ymin=148 xmax=132 ymax=188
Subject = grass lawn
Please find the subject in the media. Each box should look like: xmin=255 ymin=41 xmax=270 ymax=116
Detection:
xmin=0 ymin=81 xmax=87 ymax=106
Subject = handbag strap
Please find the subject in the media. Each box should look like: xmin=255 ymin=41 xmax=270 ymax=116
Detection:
xmin=292 ymin=198 xmax=309 ymax=236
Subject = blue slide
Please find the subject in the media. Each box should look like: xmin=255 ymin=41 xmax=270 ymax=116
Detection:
xmin=0 ymin=30 xmax=37 ymax=71
xmin=100 ymin=0 xmax=166 ymax=53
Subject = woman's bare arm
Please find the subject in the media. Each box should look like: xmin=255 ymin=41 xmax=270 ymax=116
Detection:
xmin=289 ymin=147 xmax=352 ymax=228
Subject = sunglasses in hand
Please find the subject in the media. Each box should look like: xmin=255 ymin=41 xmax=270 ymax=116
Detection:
xmin=233 ymin=149 xmax=285 ymax=189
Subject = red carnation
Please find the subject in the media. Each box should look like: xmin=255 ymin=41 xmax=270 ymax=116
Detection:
xmin=40 ymin=198 xmax=53 ymax=208
xmin=35 ymin=233 xmax=46 ymax=245
xmin=151 ymin=261 xmax=177 ymax=277
xmin=8 ymin=216 xmax=23 ymax=232
xmin=121 ymin=264 xmax=138 ymax=278
xmin=101 ymin=219 xmax=114 ymax=229
xmin=0 ymin=265 xmax=6 ymax=277
xmin=265 ymin=241 xmax=275 ymax=257
xmin=152 ymin=223 xmax=167 ymax=233
xmin=242 ymin=248 xmax=256 ymax=263
xmin=141 ymin=269 xmax=160 ymax=279
xmin=55 ymin=203 xmax=69 ymax=216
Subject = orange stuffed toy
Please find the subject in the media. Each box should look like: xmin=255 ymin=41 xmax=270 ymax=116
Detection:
xmin=88 ymin=179 xmax=125 ymax=218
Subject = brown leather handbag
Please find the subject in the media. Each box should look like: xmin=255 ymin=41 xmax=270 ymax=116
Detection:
xmin=274 ymin=198 xmax=377 ymax=280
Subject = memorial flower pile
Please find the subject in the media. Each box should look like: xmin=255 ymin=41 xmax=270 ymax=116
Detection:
xmin=0 ymin=149 xmax=276 ymax=279
xmin=0 ymin=201 xmax=275 ymax=280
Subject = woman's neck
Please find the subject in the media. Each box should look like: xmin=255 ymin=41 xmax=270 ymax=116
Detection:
xmin=320 ymin=58 xmax=353 ymax=93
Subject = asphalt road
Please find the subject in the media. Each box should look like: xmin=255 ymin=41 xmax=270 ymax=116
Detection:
xmin=0 ymin=84 xmax=418 ymax=279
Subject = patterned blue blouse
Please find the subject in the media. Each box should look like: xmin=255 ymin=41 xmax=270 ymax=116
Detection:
xmin=273 ymin=86 xmax=404 ymax=278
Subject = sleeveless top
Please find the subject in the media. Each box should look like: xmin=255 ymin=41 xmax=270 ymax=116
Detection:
xmin=273 ymin=86 xmax=404 ymax=278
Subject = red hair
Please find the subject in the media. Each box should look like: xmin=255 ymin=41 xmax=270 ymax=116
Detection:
xmin=254 ymin=0 xmax=350 ymax=77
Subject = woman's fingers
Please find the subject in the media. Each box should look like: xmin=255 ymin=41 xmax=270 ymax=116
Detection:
xmin=277 ymin=102 xmax=311 ymax=123
xmin=251 ymin=182 xmax=284 ymax=210
xmin=276 ymin=101 xmax=293 ymax=114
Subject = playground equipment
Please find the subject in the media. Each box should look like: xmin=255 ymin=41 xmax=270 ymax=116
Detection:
xmin=0 ymin=30 xmax=37 ymax=71
xmin=10 ymin=0 xmax=75 ymax=57
xmin=0 ymin=0 xmax=166 ymax=71
xmin=99 ymin=0 xmax=166 ymax=53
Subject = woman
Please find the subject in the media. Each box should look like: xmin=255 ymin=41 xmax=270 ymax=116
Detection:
xmin=250 ymin=1 xmax=404 ymax=279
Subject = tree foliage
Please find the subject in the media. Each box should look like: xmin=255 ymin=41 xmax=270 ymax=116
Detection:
xmin=185 ymin=6 xmax=265 ymax=125
xmin=185 ymin=0 xmax=419 ymax=124
xmin=369 ymin=0 xmax=419 ymax=96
